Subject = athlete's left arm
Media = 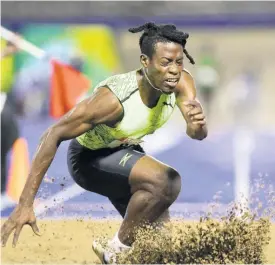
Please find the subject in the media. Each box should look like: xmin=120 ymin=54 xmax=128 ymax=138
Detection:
xmin=175 ymin=69 xmax=208 ymax=140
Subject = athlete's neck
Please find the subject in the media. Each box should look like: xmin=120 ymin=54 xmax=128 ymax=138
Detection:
xmin=137 ymin=69 xmax=162 ymax=108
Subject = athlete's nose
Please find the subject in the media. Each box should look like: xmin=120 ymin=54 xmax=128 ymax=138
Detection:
xmin=168 ymin=63 xmax=179 ymax=76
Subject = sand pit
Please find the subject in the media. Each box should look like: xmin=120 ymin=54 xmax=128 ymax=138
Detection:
xmin=1 ymin=219 xmax=275 ymax=264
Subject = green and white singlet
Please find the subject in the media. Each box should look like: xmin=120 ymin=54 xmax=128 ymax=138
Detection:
xmin=76 ymin=70 xmax=176 ymax=150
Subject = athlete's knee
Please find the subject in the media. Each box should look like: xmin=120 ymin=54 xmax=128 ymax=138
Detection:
xmin=152 ymin=167 xmax=181 ymax=206
xmin=163 ymin=167 xmax=181 ymax=202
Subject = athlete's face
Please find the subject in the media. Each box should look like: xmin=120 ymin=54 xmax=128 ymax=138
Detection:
xmin=141 ymin=42 xmax=184 ymax=94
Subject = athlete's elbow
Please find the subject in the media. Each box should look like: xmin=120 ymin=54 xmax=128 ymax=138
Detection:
xmin=186 ymin=125 xmax=208 ymax=141
xmin=193 ymin=132 xmax=207 ymax=141
xmin=187 ymin=132 xmax=206 ymax=141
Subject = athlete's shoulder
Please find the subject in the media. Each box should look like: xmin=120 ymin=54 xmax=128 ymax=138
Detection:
xmin=95 ymin=70 xmax=135 ymax=88
xmin=182 ymin=68 xmax=194 ymax=79
xmin=93 ymin=69 xmax=137 ymax=101
xmin=175 ymin=68 xmax=196 ymax=95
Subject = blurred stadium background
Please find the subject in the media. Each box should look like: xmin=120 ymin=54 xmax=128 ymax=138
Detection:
xmin=1 ymin=1 xmax=275 ymax=221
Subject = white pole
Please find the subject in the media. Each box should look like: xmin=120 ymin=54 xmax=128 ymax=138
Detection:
xmin=233 ymin=127 xmax=255 ymax=214
xmin=0 ymin=26 xmax=47 ymax=59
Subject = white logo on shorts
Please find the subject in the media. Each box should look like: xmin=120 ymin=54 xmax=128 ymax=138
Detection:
xmin=119 ymin=153 xmax=133 ymax=167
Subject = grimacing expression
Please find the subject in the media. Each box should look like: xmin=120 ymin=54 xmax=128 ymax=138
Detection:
xmin=143 ymin=42 xmax=184 ymax=94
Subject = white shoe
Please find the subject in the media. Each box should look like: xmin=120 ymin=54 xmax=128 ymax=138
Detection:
xmin=92 ymin=240 xmax=116 ymax=264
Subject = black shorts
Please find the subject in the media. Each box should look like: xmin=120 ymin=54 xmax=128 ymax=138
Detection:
xmin=1 ymin=99 xmax=19 ymax=156
xmin=1 ymin=98 xmax=19 ymax=193
xmin=67 ymin=139 xmax=145 ymax=217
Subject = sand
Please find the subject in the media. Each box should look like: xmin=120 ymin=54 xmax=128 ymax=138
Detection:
xmin=1 ymin=219 xmax=275 ymax=264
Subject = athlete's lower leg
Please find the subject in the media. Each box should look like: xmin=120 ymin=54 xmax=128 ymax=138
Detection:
xmin=117 ymin=161 xmax=181 ymax=245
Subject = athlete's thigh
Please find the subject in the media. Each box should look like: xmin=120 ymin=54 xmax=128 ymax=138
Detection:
xmin=67 ymin=139 xmax=145 ymax=199
xmin=129 ymin=155 xmax=180 ymax=193
xmin=93 ymin=146 xmax=146 ymax=199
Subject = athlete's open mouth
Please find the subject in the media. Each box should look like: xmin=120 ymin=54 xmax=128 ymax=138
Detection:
xmin=165 ymin=78 xmax=179 ymax=87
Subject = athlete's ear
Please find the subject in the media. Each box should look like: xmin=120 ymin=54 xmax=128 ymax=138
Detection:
xmin=140 ymin=54 xmax=149 ymax=68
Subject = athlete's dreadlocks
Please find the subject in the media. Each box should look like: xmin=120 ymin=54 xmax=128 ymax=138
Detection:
xmin=129 ymin=22 xmax=195 ymax=65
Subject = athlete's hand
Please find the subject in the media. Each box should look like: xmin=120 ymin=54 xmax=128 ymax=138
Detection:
xmin=184 ymin=99 xmax=206 ymax=126
xmin=1 ymin=205 xmax=40 ymax=247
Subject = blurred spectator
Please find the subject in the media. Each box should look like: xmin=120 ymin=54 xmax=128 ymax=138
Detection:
xmin=195 ymin=44 xmax=220 ymax=116
xmin=1 ymin=40 xmax=19 ymax=59
xmin=12 ymin=41 xmax=85 ymax=118
xmin=1 ymin=42 xmax=20 ymax=198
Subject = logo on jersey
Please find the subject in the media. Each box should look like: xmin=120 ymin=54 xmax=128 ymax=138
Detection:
xmin=163 ymin=102 xmax=174 ymax=108
xmin=163 ymin=96 xmax=174 ymax=108
xmin=119 ymin=153 xmax=133 ymax=167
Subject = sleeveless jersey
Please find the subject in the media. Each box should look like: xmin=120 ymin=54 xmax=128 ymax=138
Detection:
xmin=76 ymin=70 xmax=176 ymax=150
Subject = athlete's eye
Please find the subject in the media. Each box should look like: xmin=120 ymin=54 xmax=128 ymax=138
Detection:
xmin=160 ymin=60 xmax=170 ymax=67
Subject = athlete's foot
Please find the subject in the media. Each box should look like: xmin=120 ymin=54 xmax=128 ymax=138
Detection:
xmin=92 ymin=240 xmax=117 ymax=264
xmin=92 ymin=237 xmax=131 ymax=264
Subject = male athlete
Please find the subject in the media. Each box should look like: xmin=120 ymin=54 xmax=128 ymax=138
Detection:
xmin=1 ymin=22 xmax=207 ymax=263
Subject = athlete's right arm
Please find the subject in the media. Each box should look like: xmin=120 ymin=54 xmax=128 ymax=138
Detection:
xmin=1 ymin=87 xmax=123 ymax=247
xmin=20 ymin=86 xmax=123 ymax=207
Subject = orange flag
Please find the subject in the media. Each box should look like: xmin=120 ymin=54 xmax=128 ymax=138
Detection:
xmin=7 ymin=138 xmax=30 ymax=202
xmin=50 ymin=59 xmax=91 ymax=118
